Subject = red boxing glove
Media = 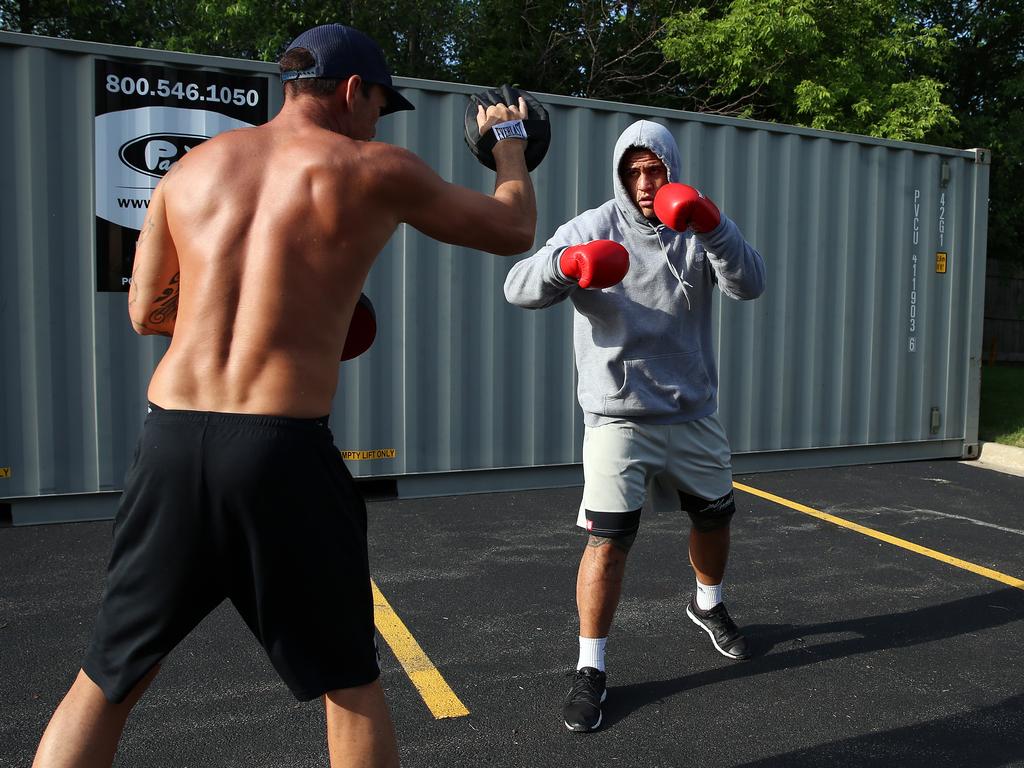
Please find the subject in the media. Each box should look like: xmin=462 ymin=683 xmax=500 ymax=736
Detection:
xmin=559 ymin=240 xmax=629 ymax=289
xmin=341 ymin=293 xmax=377 ymax=361
xmin=653 ymin=183 xmax=721 ymax=234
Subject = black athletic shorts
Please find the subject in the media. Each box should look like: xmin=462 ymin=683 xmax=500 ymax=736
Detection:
xmin=82 ymin=404 xmax=380 ymax=703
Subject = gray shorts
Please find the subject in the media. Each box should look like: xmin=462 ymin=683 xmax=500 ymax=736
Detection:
xmin=577 ymin=413 xmax=735 ymax=536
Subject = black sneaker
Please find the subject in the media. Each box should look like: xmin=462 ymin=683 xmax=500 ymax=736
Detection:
xmin=563 ymin=667 xmax=607 ymax=732
xmin=686 ymin=596 xmax=751 ymax=660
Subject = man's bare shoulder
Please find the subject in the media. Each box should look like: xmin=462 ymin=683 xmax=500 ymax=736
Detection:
xmin=161 ymin=125 xmax=436 ymax=205
xmin=356 ymin=140 xmax=424 ymax=170
xmin=353 ymin=142 xmax=438 ymax=198
xmin=164 ymin=126 xmax=261 ymax=177
xmin=194 ymin=124 xmax=261 ymax=154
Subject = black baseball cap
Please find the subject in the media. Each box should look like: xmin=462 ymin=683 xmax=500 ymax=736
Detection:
xmin=280 ymin=24 xmax=415 ymax=115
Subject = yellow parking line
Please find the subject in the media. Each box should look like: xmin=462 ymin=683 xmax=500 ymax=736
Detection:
xmin=371 ymin=580 xmax=470 ymax=719
xmin=733 ymin=481 xmax=1024 ymax=591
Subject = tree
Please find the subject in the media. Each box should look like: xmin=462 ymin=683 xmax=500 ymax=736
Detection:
xmin=455 ymin=1 xmax=689 ymax=102
xmin=5 ymin=0 xmax=1017 ymax=265
xmin=571 ymin=0 xmax=690 ymax=105
xmin=0 ymin=0 xmax=179 ymax=44
xmin=659 ymin=0 xmax=957 ymax=141
xmin=140 ymin=0 xmax=467 ymax=79
xmin=910 ymin=0 xmax=1024 ymax=265
xmin=1 ymin=0 xmax=467 ymax=80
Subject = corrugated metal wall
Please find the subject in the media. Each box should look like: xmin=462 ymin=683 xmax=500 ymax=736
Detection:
xmin=0 ymin=32 xmax=990 ymax=506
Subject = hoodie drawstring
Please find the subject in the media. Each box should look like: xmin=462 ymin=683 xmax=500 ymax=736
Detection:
xmin=657 ymin=228 xmax=693 ymax=311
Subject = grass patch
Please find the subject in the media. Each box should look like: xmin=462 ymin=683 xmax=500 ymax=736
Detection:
xmin=979 ymin=365 xmax=1024 ymax=448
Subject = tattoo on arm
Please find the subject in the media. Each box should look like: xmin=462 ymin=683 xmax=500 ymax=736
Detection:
xmin=147 ymin=272 xmax=180 ymax=326
xmin=586 ymin=533 xmax=637 ymax=553
xmin=127 ymin=287 xmax=136 ymax=310
xmin=135 ymin=215 xmax=156 ymax=249
xmin=127 ymin=260 xmax=141 ymax=309
xmin=135 ymin=163 xmax=175 ymax=250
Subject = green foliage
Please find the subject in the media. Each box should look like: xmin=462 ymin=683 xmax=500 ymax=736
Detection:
xmin=1 ymin=1 xmax=467 ymax=78
xmin=660 ymin=0 xmax=956 ymax=141
xmin=1 ymin=0 xmax=1021 ymax=266
xmin=911 ymin=0 xmax=1024 ymax=267
xmin=455 ymin=1 xmax=687 ymax=102
xmin=1 ymin=1 xmax=691 ymax=100
xmin=0 ymin=0 xmax=172 ymax=44
xmin=143 ymin=0 xmax=468 ymax=79
xmin=455 ymin=0 xmax=581 ymax=92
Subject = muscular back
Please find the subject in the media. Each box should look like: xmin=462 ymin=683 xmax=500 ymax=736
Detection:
xmin=140 ymin=118 xmax=398 ymax=418
xmin=128 ymin=86 xmax=535 ymax=419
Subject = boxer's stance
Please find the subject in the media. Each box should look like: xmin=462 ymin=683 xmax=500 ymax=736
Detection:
xmin=33 ymin=24 xmax=535 ymax=768
xmin=504 ymin=120 xmax=765 ymax=732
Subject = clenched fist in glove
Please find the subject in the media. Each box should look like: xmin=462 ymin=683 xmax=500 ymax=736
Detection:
xmin=559 ymin=240 xmax=630 ymax=289
xmin=653 ymin=183 xmax=721 ymax=234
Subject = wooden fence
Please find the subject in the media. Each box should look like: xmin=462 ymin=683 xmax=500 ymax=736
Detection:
xmin=984 ymin=259 xmax=1024 ymax=363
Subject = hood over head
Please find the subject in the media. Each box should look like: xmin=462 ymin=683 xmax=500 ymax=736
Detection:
xmin=612 ymin=120 xmax=682 ymax=228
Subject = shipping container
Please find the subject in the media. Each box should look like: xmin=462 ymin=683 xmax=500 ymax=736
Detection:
xmin=0 ymin=32 xmax=991 ymax=524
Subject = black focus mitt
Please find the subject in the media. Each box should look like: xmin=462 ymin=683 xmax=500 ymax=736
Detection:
xmin=464 ymin=84 xmax=550 ymax=172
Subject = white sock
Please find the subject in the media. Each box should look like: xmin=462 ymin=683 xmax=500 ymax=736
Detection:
xmin=577 ymin=636 xmax=607 ymax=671
xmin=695 ymin=580 xmax=723 ymax=610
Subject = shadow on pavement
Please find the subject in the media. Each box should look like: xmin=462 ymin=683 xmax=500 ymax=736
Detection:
xmin=732 ymin=692 xmax=1024 ymax=767
xmin=603 ymin=587 xmax=1023 ymax=729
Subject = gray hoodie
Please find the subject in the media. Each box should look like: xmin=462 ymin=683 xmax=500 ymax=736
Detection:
xmin=504 ymin=120 xmax=766 ymax=427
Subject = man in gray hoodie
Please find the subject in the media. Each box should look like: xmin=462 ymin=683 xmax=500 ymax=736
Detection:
xmin=504 ymin=119 xmax=765 ymax=732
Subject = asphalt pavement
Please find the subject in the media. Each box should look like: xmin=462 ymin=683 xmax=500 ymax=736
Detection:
xmin=2 ymin=458 xmax=1022 ymax=767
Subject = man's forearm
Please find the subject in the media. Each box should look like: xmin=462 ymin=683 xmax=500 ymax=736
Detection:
xmin=129 ymin=272 xmax=179 ymax=336
xmin=492 ymin=140 xmax=537 ymax=237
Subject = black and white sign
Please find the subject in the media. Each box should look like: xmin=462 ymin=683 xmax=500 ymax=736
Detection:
xmin=95 ymin=59 xmax=269 ymax=292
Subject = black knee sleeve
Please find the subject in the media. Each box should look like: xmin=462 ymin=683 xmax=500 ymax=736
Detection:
xmin=584 ymin=507 xmax=642 ymax=538
xmin=679 ymin=490 xmax=736 ymax=532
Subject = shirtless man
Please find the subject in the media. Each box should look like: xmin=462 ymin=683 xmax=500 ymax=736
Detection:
xmin=32 ymin=24 xmax=535 ymax=768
